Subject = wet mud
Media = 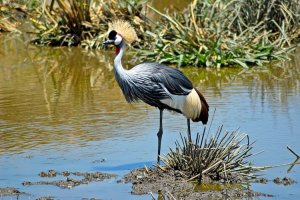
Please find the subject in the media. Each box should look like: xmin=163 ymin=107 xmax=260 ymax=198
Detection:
xmin=1 ymin=168 xmax=297 ymax=199
xmin=124 ymin=168 xmax=274 ymax=199
xmin=254 ymin=177 xmax=297 ymax=186
xmin=36 ymin=197 xmax=55 ymax=200
xmin=22 ymin=170 xmax=116 ymax=189
xmin=0 ymin=187 xmax=26 ymax=196
xmin=273 ymin=177 xmax=296 ymax=185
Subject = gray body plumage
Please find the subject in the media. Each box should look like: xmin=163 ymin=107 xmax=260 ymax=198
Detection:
xmin=105 ymin=31 xmax=208 ymax=162
xmin=113 ymin=42 xmax=193 ymax=113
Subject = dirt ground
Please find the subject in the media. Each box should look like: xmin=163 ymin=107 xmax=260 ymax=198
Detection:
xmin=22 ymin=170 xmax=116 ymax=189
xmin=124 ymin=167 xmax=275 ymax=199
xmin=0 ymin=187 xmax=26 ymax=196
xmin=0 ymin=168 xmax=296 ymax=199
xmin=0 ymin=170 xmax=116 ymax=199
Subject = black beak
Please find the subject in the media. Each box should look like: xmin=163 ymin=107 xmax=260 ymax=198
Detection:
xmin=103 ymin=39 xmax=114 ymax=47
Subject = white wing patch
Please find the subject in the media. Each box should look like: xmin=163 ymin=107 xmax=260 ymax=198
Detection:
xmin=159 ymin=84 xmax=201 ymax=120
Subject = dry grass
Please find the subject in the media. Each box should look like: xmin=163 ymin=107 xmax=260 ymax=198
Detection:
xmin=0 ymin=3 xmax=27 ymax=32
xmin=161 ymin=125 xmax=264 ymax=182
xmin=31 ymin=0 xmax=97 ymax=46
xmin=31 ymin=0 xmax=151 ymax=48
xmin=0 ymin=18 xmax=18 ymax=32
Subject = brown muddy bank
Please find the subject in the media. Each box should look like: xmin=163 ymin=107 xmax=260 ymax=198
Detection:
xmin=0 ymin=170 xmax=117 ymax=199
xmin=0 ymin=187 xmax=26 ymax=196
xmin=22 ymin=170 xmax=116 ymax=189
xmin=0 ymin=168 xmax=297 ymax=199
xmin=124 ymin=167 xmax=279 ymax=199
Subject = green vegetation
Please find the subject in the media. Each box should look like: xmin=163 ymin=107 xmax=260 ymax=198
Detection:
xmin=138 ymin=0 xmax=300 ymax=67
xmin=1 ymin=0 xmax=299 ymax=68
xmin=161 ymin=125 xmax=263 ymax=182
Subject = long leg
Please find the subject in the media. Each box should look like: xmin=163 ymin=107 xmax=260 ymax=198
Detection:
xmin=157 ymin=109 xmax=163 ymax=163
xmin=187 ymin=118 xmax=192 ymax=142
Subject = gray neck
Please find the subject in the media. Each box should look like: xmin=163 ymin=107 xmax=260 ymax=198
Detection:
xmin=113 ymin=41 xmax=136 ymax=102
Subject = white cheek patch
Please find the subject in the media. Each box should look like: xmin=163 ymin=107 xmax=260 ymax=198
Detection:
xmin=114 ymin=35 xmax=122 ymax=45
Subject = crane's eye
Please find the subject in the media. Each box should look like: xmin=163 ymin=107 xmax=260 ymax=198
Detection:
xmin=108 ymin=30 xmax=117 ymax=40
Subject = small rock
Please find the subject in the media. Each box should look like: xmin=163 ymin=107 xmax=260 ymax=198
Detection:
xmin=282 ymin=177 xmax=296 ymax=185
xmin=0 ymin=187 xmax=23 ymax=196
xmin=117 ymin=179 xmax=125 ymax=184
xmin=24 ymin=155 xmax=33 ymax=159
xmin=62 ymin=171 xmax=70 ymax=177
xmin=257 ymin=178 xmax=268 ymax=184
xmin=273 ymin=177 xmax=296 ymax=185
xmin=92 ymin=159 xmax=106 ymax=163
xmin=39 ymin=170 xmax=57 ymax=177
xmin=22 ymin=181 xmax=32 ymax=186
xmin=36 ymin=197 xmax=55 ymax=200
xmin=273 ymin=177 xmax=281 ymax=184
xmin=39 ymin=172 xmax=48 ymax=177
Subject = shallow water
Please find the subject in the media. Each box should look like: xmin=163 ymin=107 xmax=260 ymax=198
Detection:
xmin=0 ymin=31 xmax=300 ymax=199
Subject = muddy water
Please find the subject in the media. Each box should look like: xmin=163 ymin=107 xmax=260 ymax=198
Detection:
xmin=0 ymin=32 xmax=300 ymax=199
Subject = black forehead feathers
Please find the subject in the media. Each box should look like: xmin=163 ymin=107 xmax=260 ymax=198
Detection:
xmin=108 ymin=30 xmax=117 ymax=40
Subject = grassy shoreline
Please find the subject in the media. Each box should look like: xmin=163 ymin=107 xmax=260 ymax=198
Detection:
xmin=1 ymin=0 xmax=299 ymax=68
xmin=137 ymin=1 xmax=300 ymax=68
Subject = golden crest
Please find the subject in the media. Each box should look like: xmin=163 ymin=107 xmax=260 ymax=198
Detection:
xmin=108 ymin=20 xmax=138 ymax=44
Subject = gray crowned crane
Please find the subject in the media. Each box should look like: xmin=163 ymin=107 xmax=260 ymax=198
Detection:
xmin=103 ymin=20 xmax=209 ymax=162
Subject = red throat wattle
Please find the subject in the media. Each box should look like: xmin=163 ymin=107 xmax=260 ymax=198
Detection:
xmin=116 ymin=47 xmax=120 ymax=55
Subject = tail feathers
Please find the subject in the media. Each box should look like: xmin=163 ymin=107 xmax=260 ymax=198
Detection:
xmin=193 ymin=88 xmax=209 ymax=124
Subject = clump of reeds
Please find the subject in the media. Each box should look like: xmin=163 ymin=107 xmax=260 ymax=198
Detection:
xmin=161 ymin=125 xmax=264 ymax=182
xmin=228 ymin=0 xmax=299 ymax=40
xmin=138 ymin=0 xmax=300 ymax=68
xmin=31 ymin=0 xmax=97 ymax=46
xmin=31 ymin=0 xmax=151 ymax=48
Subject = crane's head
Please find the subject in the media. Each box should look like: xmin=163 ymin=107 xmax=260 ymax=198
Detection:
xmin=103 ymin=30 xmax=123 ymax=47
xmin=103 ymin=20 xmax=137 ymax=48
